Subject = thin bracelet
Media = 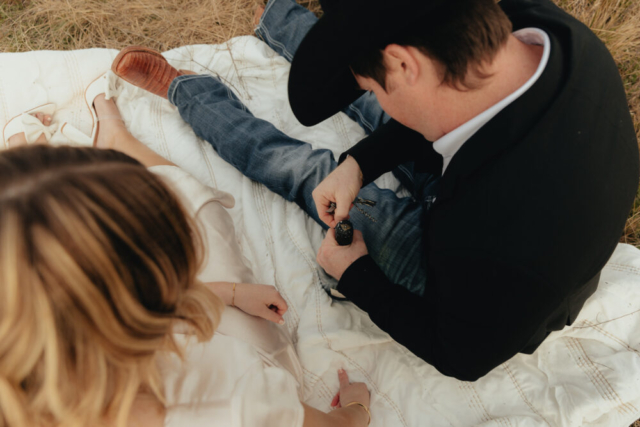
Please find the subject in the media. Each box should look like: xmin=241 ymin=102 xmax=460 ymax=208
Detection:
xmin=231 ymin=283 xmax=237 ymax=307
xmin=344 ymin=401 xmax=371 ymax=426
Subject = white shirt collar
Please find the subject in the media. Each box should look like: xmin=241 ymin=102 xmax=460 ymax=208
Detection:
xmin=432 ymin=28 xmax=551 ymax=174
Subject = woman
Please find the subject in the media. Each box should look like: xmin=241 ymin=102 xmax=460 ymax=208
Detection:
xmin=0 ymin=88 xmax=371 ymax=426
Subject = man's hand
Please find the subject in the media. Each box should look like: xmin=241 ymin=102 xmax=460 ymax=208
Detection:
xmin=317 ymin=228 xmax=368 ymax=280
xmin=313 ymin=156 xmax=363 ymax=228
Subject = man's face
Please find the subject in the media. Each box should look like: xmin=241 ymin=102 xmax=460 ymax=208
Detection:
xmin=353 ymin=48 xmax=449 ymax=141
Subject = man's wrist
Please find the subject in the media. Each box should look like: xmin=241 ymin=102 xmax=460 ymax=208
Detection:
xmin=345 ymin=154 xmax=364 ymax=187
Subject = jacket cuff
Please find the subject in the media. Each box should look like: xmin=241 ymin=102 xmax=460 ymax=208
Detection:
xmin=337 ymin=254 xmax=391 ymax=296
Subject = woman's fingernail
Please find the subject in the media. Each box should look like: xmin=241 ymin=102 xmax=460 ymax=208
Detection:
xmin=278 ymin=319 xmax=285 ymax=325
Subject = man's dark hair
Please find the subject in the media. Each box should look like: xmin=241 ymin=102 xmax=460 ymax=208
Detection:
xmin=351 ymin=0 xmax=513 ymax=90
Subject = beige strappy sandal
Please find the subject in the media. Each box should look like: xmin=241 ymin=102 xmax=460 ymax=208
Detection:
xmin=2 ymin=103 xmax=58 ymax=148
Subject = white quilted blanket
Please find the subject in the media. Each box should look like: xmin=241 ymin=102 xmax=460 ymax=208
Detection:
xmin=1 ymin=36 xmax=639 ymax=427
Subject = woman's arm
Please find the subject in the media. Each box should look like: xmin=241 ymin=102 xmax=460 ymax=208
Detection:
xmin=302 ymin=370 xmax=371 ymax=427
xmin=206 ymin=281 xmax=288 ymax=325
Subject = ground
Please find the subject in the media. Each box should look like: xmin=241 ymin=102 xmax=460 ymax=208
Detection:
xmin=0 ymin=1 xmax=638 ymax=423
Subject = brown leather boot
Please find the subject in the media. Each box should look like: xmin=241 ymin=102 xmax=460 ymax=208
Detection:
xmin=111 ymin=46 xmax=183 ymax=99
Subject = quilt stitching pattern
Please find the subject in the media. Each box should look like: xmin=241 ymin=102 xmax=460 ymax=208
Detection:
xmin=582 ymin=320 xmax=640 ymax=358
xmin=565 ymin=337 xmax=638 ymax=416
xmin=460 ymin=383 xmax=514 ymax=427
xmin=303 ymin=367 xmax=334 ymax=405
xmin=151 ymin=96 xmax=171 ymax=160
xmin=63 ymin=52 xmax=83 ymax=128
xmin=198 ymin=139 xmax=219 ymax=189
xmin=603 ymin=264 xmax=640 ymax=276
xmin=502 ymin=362 xmax=552 ymax=426
xmin=331 ymin=113 xmax=353 ymax=152
xmin=251 ymin=181 xmax=301 ymax=327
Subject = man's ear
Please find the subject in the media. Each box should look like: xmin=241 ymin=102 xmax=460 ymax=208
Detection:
xmin=382 ymin=44 xmax=420 ymax=86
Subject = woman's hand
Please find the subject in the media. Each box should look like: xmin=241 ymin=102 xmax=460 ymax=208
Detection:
xmin=330 ymin=369 xmax=370 ymax=410
xmin=234 ymin=283 xmax=288 ymax=325
xmin=205 ymin=282 xmax=288 ymax=325
xmin=301 ymin=369 xmax=371 ymax=426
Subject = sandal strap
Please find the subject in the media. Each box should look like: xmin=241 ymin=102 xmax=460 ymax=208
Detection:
xmin=59 ymin=122 xmax=93 ymax=146
xmin=21 ymin=113 xmax=58 ymax=144
xmin=104 ymin=70 xmax=122 ymax=100
xmin=97 ymin=115 xmax=125 ymax=122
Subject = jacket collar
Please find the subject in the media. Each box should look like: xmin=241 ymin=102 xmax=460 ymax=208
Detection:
xmin=435 ymin=30 xmax=567 ymax=203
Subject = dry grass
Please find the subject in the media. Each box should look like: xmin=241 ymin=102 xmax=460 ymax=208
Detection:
xmin=0 ymin=0 xmax=325 ymax=51
xmin=0 ymin=0 xmax=639 ymax=426
xmin=555 ymin=0 xmax=640 ymax=247
xmin=0 ymin=0 xmax=257 ymax=52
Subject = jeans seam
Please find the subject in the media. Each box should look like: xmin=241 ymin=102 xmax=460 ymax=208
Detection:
xmin=169 ymin=75 xmax=216 ymax=105
xmin=396 ymin=164 xmax=415 ymax=184
xmin=259 ymin=25 xmax=294 ymax=61
xmin=347 ymin=104 xmax=375 ymax=134
xmin=253 ymin=0 xmax=276 ymax=37
xmin=257 ymin=0 xmax=295 ymax=61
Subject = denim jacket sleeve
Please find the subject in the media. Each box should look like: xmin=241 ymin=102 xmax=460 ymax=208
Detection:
xmin=338 ymin=119 xmax=442 ymax=186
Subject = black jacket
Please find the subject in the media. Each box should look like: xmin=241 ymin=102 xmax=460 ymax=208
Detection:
xmin=336 ymin=0 xmax=639 ymax=381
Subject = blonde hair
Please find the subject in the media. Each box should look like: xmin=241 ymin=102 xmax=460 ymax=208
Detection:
xmin=0 ymin=145 xmax=224 ymax=427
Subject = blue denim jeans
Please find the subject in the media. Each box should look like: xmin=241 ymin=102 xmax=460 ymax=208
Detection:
xmin=168 ymin=0 xmax=436 ymax=295
xmin=255 ymin=0 xmax=390 ymax=135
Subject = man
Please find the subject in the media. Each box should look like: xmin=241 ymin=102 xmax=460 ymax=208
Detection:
xmin=287 ymin=0 xmax=639 ymax=380
xmin=113 ymin=0 xmax=638 ymax=381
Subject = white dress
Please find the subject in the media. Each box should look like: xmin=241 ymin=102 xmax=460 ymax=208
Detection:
xmin=149 ymin=165 xmax=305 ymax=427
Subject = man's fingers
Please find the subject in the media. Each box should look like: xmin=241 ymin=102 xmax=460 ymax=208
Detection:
xmin=324 ymin=228 xmax=338 ymax=245
xmin=334 ymin=195 xmax=353 ymax=222
xmin=313 ymin=191 xmax=335 ymax=227
xmin=318 ymin=209 xmax=334 ymax=228
xmin=338 ymin=368 xmax=350 ymax=389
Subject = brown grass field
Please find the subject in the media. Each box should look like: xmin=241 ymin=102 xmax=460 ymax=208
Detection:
xmin=0 ymin=1 xmax=638 ymax=424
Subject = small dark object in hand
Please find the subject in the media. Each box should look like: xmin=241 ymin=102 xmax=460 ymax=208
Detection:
xmin=335 ymin=220 xmax=354 ymax=246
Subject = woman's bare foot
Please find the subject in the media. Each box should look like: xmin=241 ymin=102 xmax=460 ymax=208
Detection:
xmin=7 ymin=113 xmax=53 ymax=148
xmin=254 ymin=4 xmax=265 ymax=26
xmin=93 ymin=94 xmax=129 ymax=150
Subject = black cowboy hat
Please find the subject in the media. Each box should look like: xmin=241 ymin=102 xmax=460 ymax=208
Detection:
xmin=287 ymin=0 xmax=447 ymax=127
